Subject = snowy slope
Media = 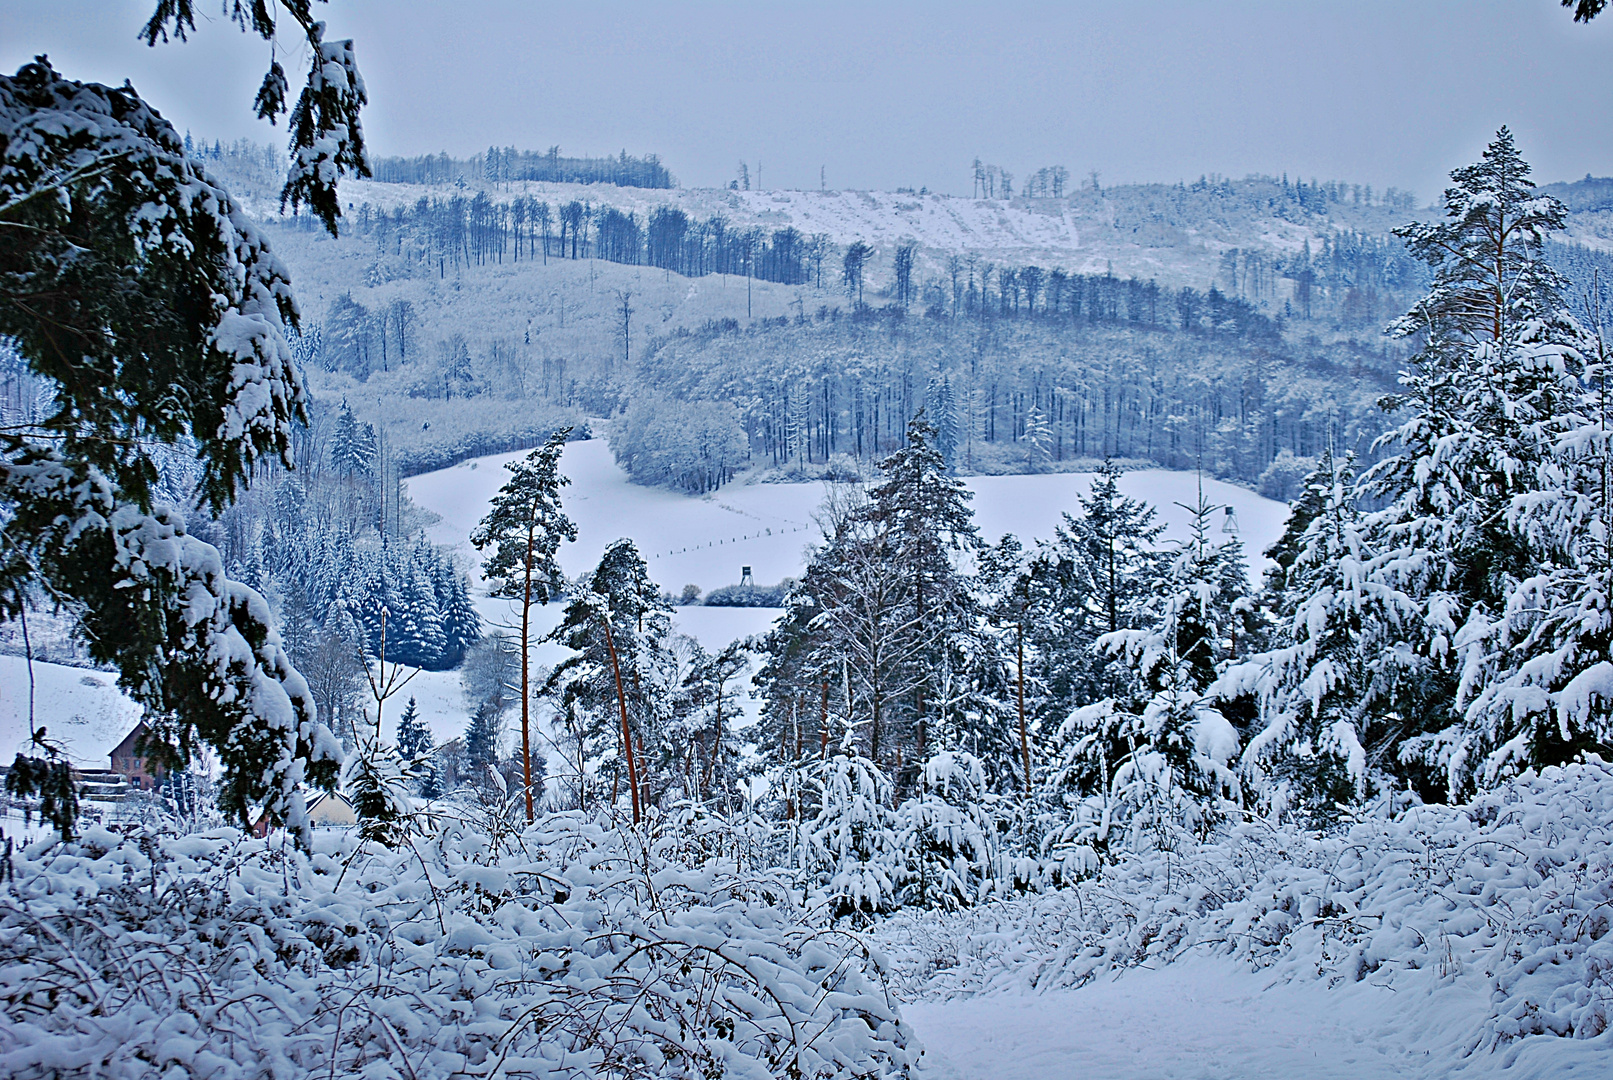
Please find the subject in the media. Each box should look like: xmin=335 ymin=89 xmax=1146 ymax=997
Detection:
xmin=322 ymin=176 xmax=1338 ymax=291
xmin=0 ymin=655 xmax=142 ymax=769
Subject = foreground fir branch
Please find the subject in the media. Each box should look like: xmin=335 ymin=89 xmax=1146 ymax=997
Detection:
xmin=0 ymin=59 xmax=342 ymax=839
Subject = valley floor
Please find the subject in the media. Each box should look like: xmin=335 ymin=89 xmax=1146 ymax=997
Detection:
xmin=901 ymin=957 xmax=1601 ymax=1080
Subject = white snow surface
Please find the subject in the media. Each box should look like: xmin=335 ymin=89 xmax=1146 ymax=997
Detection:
xmin=903 ymin=956 xmax=1605 ymax=1079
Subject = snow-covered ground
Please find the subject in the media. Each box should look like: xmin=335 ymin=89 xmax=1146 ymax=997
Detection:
xmin=903 ymin=957 xmax=1605 ymax=1080
xmin=0 ymin=654 xmax=141 ymax=768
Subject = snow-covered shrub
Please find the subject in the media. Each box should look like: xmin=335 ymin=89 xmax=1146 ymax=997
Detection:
xmin=0 ymin=811 xmax=917 ymax=1080
xmin=1044 ymin=694 xmax=1240 ymax=855
xmin=1257 ymin=450 xmax=1316 ymax=501
xmin=340 ymin=738 xmax=419 ymax=846
xmin=703 ymin=582 xmax=789 ymax=607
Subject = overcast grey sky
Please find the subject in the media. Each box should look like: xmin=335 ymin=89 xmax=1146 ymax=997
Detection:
xmin=4 ymin=1 xmax=1610 ymax=199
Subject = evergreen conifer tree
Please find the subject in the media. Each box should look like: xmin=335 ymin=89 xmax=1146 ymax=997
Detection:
xmin=397 ymin=695 xmax=442 ymax=798
xmin=330 ymin=402 xmax=376 ymax=477
xmin=1460 ymin=303 xmax=1613 ymax=779
xmin=465 ymin=701 xmax=503 ymax=780
xmin=472 ymin=428 xmax=575 ymax=820
xmin=397 ymin=696 xmax=431 ymax=757
xmin=545 ymin=538 xmax=674 ymax=820
xmin=809 ymin=745 xmax=900 ymax=924
xmin=1022 ymin=405 xmax=1053 ymax=471
xmin=1363 ymin=129 xmax=1588 ymax=796
xmin=390 ymin=551 xmax=447 ymax=669
xmin=867 ymin=413 xmax=980 ymax=773
xmin=0 ymin=60 xmax=342 ymax=839
xmin=929 ymin=378 xmax=961 ymax=466
xmin=1212 ymin=450 xmax=1418 ymax=816
xmin=681 ymin=640 xmax=750 ymax=809
xmin=895 ymin=750 xmax=1001 ymax=910
xmin=434 ymin=563 xmax=482 ymax=668
xmin=1060 ymin=490 xmax=1244 ymax=846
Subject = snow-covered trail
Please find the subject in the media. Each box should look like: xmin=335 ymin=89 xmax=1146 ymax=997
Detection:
xmin=901 ymin=957 xmax=1601 ymax=1080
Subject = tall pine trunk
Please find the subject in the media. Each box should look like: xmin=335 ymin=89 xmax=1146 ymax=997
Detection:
xmin=520 ymin=527 xmax=535 ymax=821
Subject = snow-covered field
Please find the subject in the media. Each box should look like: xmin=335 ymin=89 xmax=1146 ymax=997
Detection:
xmin=407 ymin=437 xmax=1290 ymax=617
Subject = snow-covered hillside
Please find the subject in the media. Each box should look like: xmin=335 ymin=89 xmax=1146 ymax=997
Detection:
xmin=0 ymin=655 xmax=141 ymax=769
xmin=311 ymin=174 xmax=1394 ymax=293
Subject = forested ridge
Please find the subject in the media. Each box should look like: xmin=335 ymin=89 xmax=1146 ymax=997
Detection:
xmin=183 ymin=133 xmax=1610 ymax=500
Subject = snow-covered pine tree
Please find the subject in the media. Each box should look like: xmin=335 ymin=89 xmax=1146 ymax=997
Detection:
xmin=753 ymin=538 xmax=855 ymax=824
xmin=465 ymin=700 xmax=504 ymax=782
xmin=471 ymin=428 xmax=575 ymax=820
xmin=1021 ymin=461 xmax=1168 ymax=715
xmin=1260 ymin=457 xmax=1332 ymax=600
xmin=396 ymin=695 xmax=441 ymax=799
xmin=545 ymin=538 xmax=674 ymax=820
xmin=389 ymin=547 xmax=447 ymax=669
xmin=342 ymin=736 xmax=417 ymax=848
xmin=895 ymin=749 xmax=1001 ymax=910
xmin=330 ymin=402 xmax=376 ymax=477
xmin=434 ymin=561 xmax=482 ymax=668
xmin=0 ymin=60 xmax=341 ymax=839
xmin=929 ymin=378 xmax=962 ymax=466
xmin=1022 ymin=404 xmax=1053 ymax=471
xmin=1364 ymin=129 xmax=1589 ymax=797
xmin=785 ymin=483 xmax=924 ymax=770
xmin=1211 ymin=450 xmax=1419 ymax=817
xmin=1057 ymin=489 xmax=1244 ymax=848
xmin=323 ymin=293 xmax=374 ymax=377
xmin=397 ymin=696 xmax=430 ymax=756
xmin=965 ymin=533 xmax=1067 ymax=799
xmin=680 ymin=640 xmax=750 ymax=809
xmin=1460 ymin=295 xmax=1613 ymax=779
xmin=809 ymin=742 xmax=901 ymax=924
xmin=867 ymin=413 xmax=980 ymax=779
